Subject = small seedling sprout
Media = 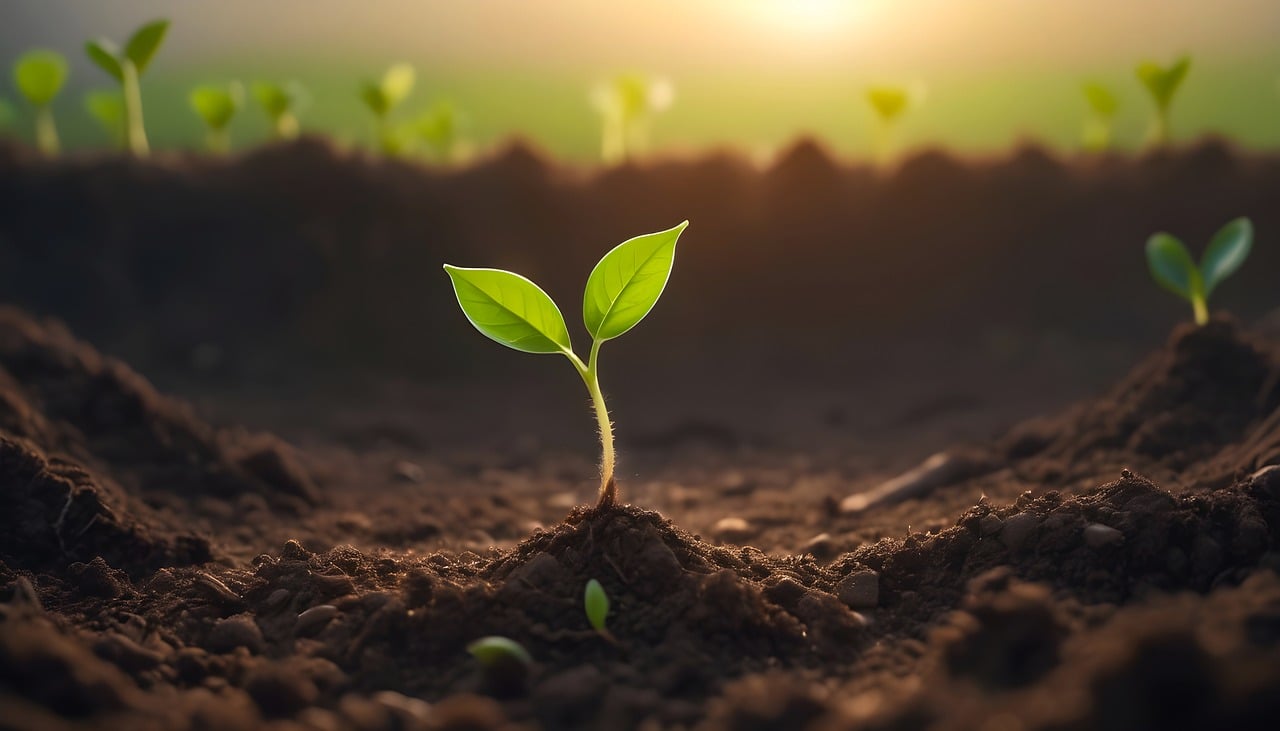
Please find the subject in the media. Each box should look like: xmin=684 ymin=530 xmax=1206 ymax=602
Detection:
xmin=189 ymin=82 xmax=244 ymax=154
xmin=466 ymin=636 xmax=532 ymax=667
xmin=864 ymin=85 xmax=915 ymax=164
xmin=590 ymin=74 xmax=674 ymax=164
xmin=444 ymin=221 xmax=688 ymax=508
xmin=416 ymin=100 xmax=465 ymax=164
xmin=12 ymin=50 xmax=69 ymax=155
xmin=85 ymin=91 xmax=126 ymax=148
xmin=1146 ymin=217 xmax=1253 ymax=326
xmin=1081 ymin=82 xmax=1119 ymax=152
xmin=584 ymin=579 xmax=610 ymax=635
xmin=1135 ymin=56 xmax=1190 ymax=147
xmin=360 ymin=63 xmax=415 ymax=154
xmin=86 ymin=19 xmax=170 ymax=156
xmin=252 ymin=81 xmax=306 ymax=140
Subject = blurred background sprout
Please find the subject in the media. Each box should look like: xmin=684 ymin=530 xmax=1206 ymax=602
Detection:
xmin=360 ymin=63 xmax=416 ymax=155
xmin=1081 ymin=82 xmax=1119 ymax=152
xmin=12 ymin=50 xmax=69 ymax=155
xmin=590 ymin=73 xmax=674 ymax=164
xmin=865 ymin=83 xmax=924 ymax=164
xmin=84 ymin=90 xmax=126 ymax=149
xmin=252 ymin=81 xmax=306 ymax=140
xmin=85 ymin=19 xmax=170 ymax=157
xmin=189 ymin=82 xmax=244 ymax=154
xmin=415 ymin=100 xmax=467 ymax=164
xmin=1136 ymin=56 xmax=1191 ymax=147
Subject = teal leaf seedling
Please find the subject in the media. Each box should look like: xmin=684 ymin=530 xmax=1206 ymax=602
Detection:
xmin=189 ymin=82 xmax=244 ymax=154
xmin=86 ymin=19 xmax=169 ymax=156
xmin=1146 ymin=217 xmax=1252 ymax=326
xmin=584 ymin=579 xmax=610 ymax=635
xmin=85 ymin=91 xmax=125 ymax=148
xmin=13 ymin=50 xmax=69 ymax=155
xmin=444 ymin=221 xmax=688 ymax=507
xmin=252 ymin=81 xmax=306 ymax=140
xmin=590 ymin=74 xmax=673 ymax=164
xmin=1136 ymin=56 xmax=1190 ymax=147
xmin=1081 ymin=82 xmax=1119 ymax=152
xmin=360 ymin=63 xmax=415 ymax=154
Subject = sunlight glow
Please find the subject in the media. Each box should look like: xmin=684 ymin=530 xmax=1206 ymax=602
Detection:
xmin=747 ymin=0 xmax=873 ymax=34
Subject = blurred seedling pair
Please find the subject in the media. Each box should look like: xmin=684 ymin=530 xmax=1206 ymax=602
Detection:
xmin=1147 ymin=217 xmax=1253 ymax=326
xmin=360 ymin=64 xmax=467 ymax=162
xmin=86 ymin=19 xmax=169 ymax=156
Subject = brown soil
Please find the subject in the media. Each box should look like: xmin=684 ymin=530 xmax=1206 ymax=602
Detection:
xmin=2 ymin=143 xmax=1279 ymax=730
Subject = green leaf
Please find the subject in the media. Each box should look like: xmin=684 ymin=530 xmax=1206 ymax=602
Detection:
xmin=189 ymin=83 xmax=243 ymax=129
xmin=85 ymin=40 xmax=123 ymax=83
xmin=866 ymin=86 xmax=910 ymax=121
xmin=13 ymin=51 xmax=69 ymax=107
xmin=1146 ymin=233 xmax=1199 ymax=300
xmin=359 ymin=82 xmax=387 ymax=117
xmin=1200 ymin=217 xmax=1253 ymax=297
xmin=1136 ymin=56 xmax=1190 ymax=110
xmin=252 ymin=81 xmax=302 ymax=118
xmin=124 ymin=19 xmax=169 ymax=75
xmin=466 ymin=636 xmax=532 ymax=667
xmin=1082 ymin=82 xmax=1118 ymax=118
xmin=583 ymin=221 xmax=688 ymax=341
xmin=84 ymin=90 xmax=125 ymax=139
xmin=444 ymin=265 xmax=573 ymax=354
xmin=584 ymin=579 xmax=609 ymax=632
xmin=368 ymin=63 xmax=415 ymax=116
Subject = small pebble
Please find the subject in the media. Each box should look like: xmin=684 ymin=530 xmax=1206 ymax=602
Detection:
xmin=1000 ymin=512 xmax=1040 ymax=550
xmin=1083 ymin=523 xmax=1124 ymax=548
xmin=264 ymin=588 xmax=290 ymax=609
xmin=836 ymin=570 xmax=880 ymax=609
xmin=979 ymin=513 xmax=1004 ymax=536
xmin=393 ymin=461 xmax=426 ymax=483
xmin=296 ymin=605 xmax=339 ymax=635
xmin=712 ymin=517 xmax=752 ymax=541
xmin=207 ymin=615 xmax=264 ymax=654
xmin=372 ymin=690 xmax=432 ymax=720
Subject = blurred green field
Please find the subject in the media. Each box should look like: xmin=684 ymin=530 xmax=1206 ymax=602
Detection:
xmin=5 ymin=54 xmax=1280 ymax=162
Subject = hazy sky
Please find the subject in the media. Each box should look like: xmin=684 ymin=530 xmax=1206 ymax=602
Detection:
xmin=4 ymin=0 xmax=1279 ymax=74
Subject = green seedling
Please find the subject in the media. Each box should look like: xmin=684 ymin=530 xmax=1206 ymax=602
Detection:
xmin=467 ymin=636 xmax=532 ymax=694
xmin=86 ymin=19 xmax=169 ymax=156
xmin=252 ymin=81 xmax=305 ymax=140
xmin=415 ymin=100 xmax=465 ymax=163
xmin=590 ymin=74 xmax=674 ymax=164
xmin=360 ymin=63 xmax=415 ymax=155
xmin=85 ymin=91 xmax=126 ymax=148
xmin=584 ymin=579 xmax=610 ymax=636
xmin=865 ymin=85 xmax=915 ymax=164
xmin=189 ymin=82 xmax=244 ymax=154
xmin=1081 ymin=82 xmax=1119 ymax=152
xmin=1146 ymin=217 xmax=1253 ymax=326
xmin=13 ymin=50 xmax=69 ymax=155
xmin=1135 ymin=56 xmax=1190 ymax=147
xmin=444 ymin=221 xmax=688 ymax=508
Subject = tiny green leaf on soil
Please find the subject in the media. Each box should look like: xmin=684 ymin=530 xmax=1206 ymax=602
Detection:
xmin=584 ymin=579 xmax=609 ymax=632
xmin=866 ymin=86 xmax=910 ymax=122
xmin=14 ymin=51 xmax=69 ymax=107
xmin=583 ymin=220 xmax=687 ymax=341
xmin=1136 ymin=56 xmax=1191 ymax=111
xmin=1081 ymin=82 xmax=1118 ymax=118
xmin=1145 ymin=217 xmax=1253 ymax=326
xmin=189 ymin=83 xmax=243 ymax=130
xmin=466 ymin=636 xmax=532 ymax=667
xmin=443 ymin=265 xmax=573 ymax=354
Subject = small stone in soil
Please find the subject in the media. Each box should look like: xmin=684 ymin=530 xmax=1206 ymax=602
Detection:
xmin=1000 ymin=512 xmax=1040 ymax=550
xmin=712 ymin=517 xmax=752 ymax=541
xmin=837 ymin=570 xmax=881 ymax=609
xmin=207 ymin=615 xmax=265 ymax=654
xmin=296 ymin=605 xmax=339 ymax=635
xmin=1083 ymin=523 xmax=1124 ymax=549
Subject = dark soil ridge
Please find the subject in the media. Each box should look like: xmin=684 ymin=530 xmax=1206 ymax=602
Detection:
xmin=0 ymin=307 xmax=317 ymax=576
xmin=2 ymin=136 xmax=1279 ymax=376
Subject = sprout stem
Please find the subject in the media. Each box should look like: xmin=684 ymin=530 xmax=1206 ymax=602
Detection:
xmin=1192 ymin=295 xmax=1208 ymax=326
xmin=122 ymin=61 xmax=149 ymax=156
xmin=34 ymin=106 xmax=59 ymax=156
xmin=568 ymin=341 xmax=616 ymax=508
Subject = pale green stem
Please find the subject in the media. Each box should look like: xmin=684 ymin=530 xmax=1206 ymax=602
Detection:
xmin=1192 ymin=294 xmax=1208 ymax=326
xmin=122 ymin=60 xmax=149 ymax=156
xmin=1152 ymin=104 xmax=1170 ymax=147
xmin=34 ymin=106 xmax=59 ymax=156
xmin=873 ymin=115 xmax=895 ymax=166
xmin=207 ymin=127 xmax=230 ymax=155
xmin=566 ymin=339 xmax=616 ymax=508
xmin=274 ymin=113 xmax=299 ymax=140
